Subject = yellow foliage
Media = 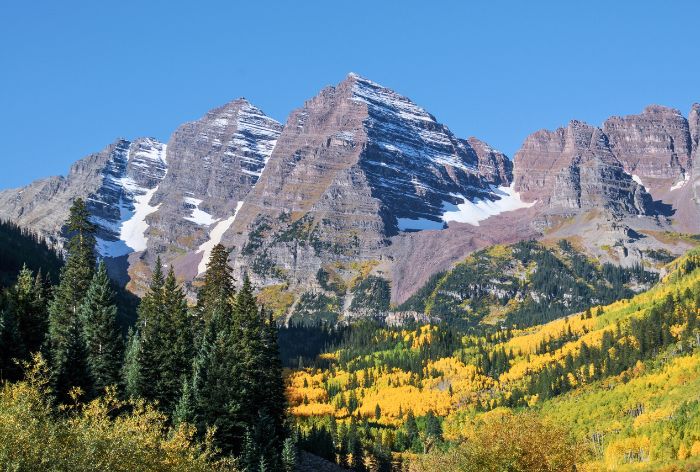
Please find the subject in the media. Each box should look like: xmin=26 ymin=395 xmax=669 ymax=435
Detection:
xmin=604 ymin=436 xmax=651 ymax=467
xmin=256 ymin=284 xmax=295 ymax=319
xmin=0 ymin=355 xmax=234 ymax=471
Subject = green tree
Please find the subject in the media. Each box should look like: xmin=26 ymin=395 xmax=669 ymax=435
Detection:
xmin=47 ymin=198 xmax=96 ymax=398
xmin=155 ymin=267 xmax=194 ymax=413
xmin=127 ymin=262 xmax=194 ymax=415
xmin=195 ymin=244 xmax=234 ymax=329
xmin=7 ymin=265 xmax=50 ymax=358
xmin=129 ymin=260 xmax=165 ymax=402
xmin=0 ymin=292 xmax=24 ymax=381
xmin=281 ymin=434 xmax=298 ymax=472
xmin=79 ymin=261 xmax=123 ymax=394
xmin=122 ymin=327 xmax=141 ymax=398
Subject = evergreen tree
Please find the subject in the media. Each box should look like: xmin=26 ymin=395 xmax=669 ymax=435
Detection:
xmin=157 ymin=267 xmax=193 ymax=413
xmin=195 ymin=244 xmax=235 ymax=329
xmin=128 ymin=262 xmax=194 ymax=414
xmin=122 ymin=327 xmax=141 ymax=398
xmin=260 ymin=308 xmax=287 ymax=450
xmin=47 ymin=198 xmax=96 ymax=398
xmin=188 ymin=289 xmax=240 ymax=453
xmin=425 ymin=410 xmax=443 ymax=441
xmin=7 ymin=265 xmax=50 ymax=358
xmin=130 ymin=260 xmax=165 ymax=402
xmin=0 ymin=292 xmax=24 ymax=381
xmin=404 ymin=410 xmax=420 ymax=452
xmin=79 ymin=261 xmax=123 ymax=394
xmin=281 ymin=433 xmax=298 ymax=472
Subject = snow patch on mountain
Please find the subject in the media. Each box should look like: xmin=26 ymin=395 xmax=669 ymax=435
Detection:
xmin=350 ymin=74 xmax=477 ymax=173
xmin=119 ymin=185 xmax=161 ymax=253
xmin=184 ymin=197 xmax=217 ymax=226
xmin=670 ymin=172 xmax=690 ymax=191
xmin=631 ymin=174 xmax=646 ymax=189
xmin=441 ymin=184 xmax=536 ymax=226
xmin=196 ymin=201 xmax=244 ymax=274
xmin=95 ymin=142 xmax=167 ymax=257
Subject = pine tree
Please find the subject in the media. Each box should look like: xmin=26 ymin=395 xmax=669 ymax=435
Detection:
xmin=188 ymin=293 xmax=240 ymax=453
xmin=79 ymin=261 xmax=123 ymax=394
xmin=172 ymin=374 xmax=194 ymax=426
xmin=195 ymin=244 xmax=235 ymax=329
xmin=281 ymin=434 xmax=298 ymax=472
xmin=157 ymin=267 xmax=193 ymax=413
xmin=404 ymin=410 xmax=420 ymax=452
xmin=122 ymin=327 xmax=141 ymax=398
xmin=127 ymin=261 xmax=195 ymax=415
xmin=7 ymin=265 xmax=50 ymax=358
xmin=0 ymin=292 xmax=24 ymax=381
xmin=232 ymin=275 xmax=267 ymax=429
xmin=425 ymin=410 xmax=443 ymax=441
xmin=184 ymin=254 xmax=288 ymax=461
xmin=130 ymin=259 xmax=165 ymax=402
xmin=47 ymin=198 xmax=96 ymax=398
xmin=260 ymin=308 xmax=287 ymax=450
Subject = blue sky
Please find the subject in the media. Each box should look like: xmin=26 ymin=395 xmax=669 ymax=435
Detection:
xmin=1 ymin=1 xmax=698 ymax=189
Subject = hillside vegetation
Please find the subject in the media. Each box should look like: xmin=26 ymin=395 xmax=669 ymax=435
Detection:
xmin=287 ymin=248 xmax=700 ymax=470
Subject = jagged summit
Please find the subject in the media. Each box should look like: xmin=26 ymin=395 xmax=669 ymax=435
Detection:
xmin=0 ymin=78 xmax=697 ymax=306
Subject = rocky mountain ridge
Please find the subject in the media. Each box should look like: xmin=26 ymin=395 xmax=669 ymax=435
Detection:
xmin=0 ymin=74 xmax=698 ymax=321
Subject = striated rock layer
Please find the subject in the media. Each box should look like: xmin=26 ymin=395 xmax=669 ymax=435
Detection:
xmin=223 ymin=74 xmax=528 ymax=293
xmin=0 ymin=75 xmax=698 ymax=312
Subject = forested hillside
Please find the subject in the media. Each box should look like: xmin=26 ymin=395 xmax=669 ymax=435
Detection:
xmin=287 ymin=249 xmax=700 ymax=470
xmin=399 ymin=240 xmax=658 ymax=328
xmin=0 ymin=220 xmax=62 ymax=286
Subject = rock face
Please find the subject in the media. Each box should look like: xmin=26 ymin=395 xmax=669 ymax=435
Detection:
xmin=224 ymin=74 xmax=527 ymax=289
xmin=513 ymin=120 xmax=651 ymax=216
xmin=467 ymin=136 xmax=513 ymax=186
xmin=141 ymin=99 xmax=283 ymax=281
xmin=0 ymin=138 xmax=167 ymax=254
xmin=603 ymin=106 xmax=692 ymax=197
xmin=0 ymin=74 xmax=698 ymax=312
xmin=689 ymin=104 xmax=700 ymax=207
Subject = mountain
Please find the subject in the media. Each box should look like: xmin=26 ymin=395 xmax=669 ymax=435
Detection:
xmin=0 ymin=74 xmax=698 ymax=319
xmin=137 ymin=98 xmax=282 ymax=289
xmin=224 ymin=74 xmax=527 ymax=292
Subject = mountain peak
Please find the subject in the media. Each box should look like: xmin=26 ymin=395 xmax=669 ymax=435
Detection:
xmin=642 ymin=104 xmax=682 ymax=116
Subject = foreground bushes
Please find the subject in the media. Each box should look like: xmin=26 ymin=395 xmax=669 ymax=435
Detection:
xmin=409 ymin=411 xmax=580 ymax=472
xmin=0 ymin=355 xmax=235 ymax=472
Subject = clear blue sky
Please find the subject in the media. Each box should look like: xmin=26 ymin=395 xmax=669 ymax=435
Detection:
xmin=1 ymin=1 xmax=699 ymax=189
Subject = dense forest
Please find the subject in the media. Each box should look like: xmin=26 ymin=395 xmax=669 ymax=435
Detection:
xmin=0 ymin=200 xmax=291 ymax=471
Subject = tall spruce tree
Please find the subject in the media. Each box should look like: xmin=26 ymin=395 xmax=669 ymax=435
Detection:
xmin=195 ymin=244 xmax=234 ymax=329
xmin=79 ymin=261 xmax=123 ymax=394
xmin=122 ymin=327 xmax=142 ymax=398
xmin=0 ymin=291 xmax=24 ymax=382
xmin=126 ymin=261 xmax=194 ymax=414
xmin=185 ymin=248 xmax=241 ymax=454
xmin=7 ymin=265 xmax=50 ymax=358
xmin=157 ymin=267 xmax=193 ymax=413
xmin=183 ymin=249 xmax=288 ymax=463
xmin=129 ymin=259 xmax=165 ymax=402
xmin=47 ymin=198 xmax=96 ymax=398
xmin=188 ymin=298 xmax=240 ymax=451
